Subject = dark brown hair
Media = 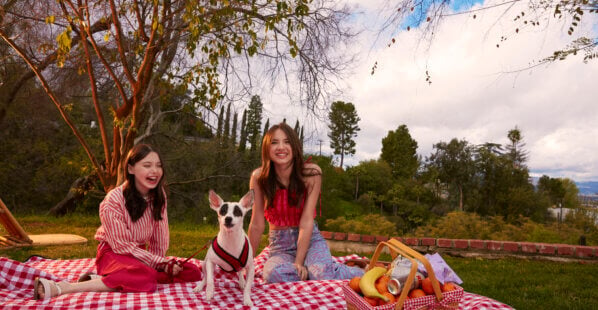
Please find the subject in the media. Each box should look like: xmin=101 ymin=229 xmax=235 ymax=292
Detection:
xmin=258 ymin=122 xmax=319 ymax=208
xmin=122 ymin=144 xmax=166 ymax=222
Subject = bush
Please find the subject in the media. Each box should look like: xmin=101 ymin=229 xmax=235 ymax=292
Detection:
xmin=324 ymin=214 xmax=397 ymax=236
xmin=414 ymin=211 xmax=488 ymax=239
xmin=565 ymin=208 xmax=598 ymax=243
xmin=386 ymin=215 xmax=408 ymax=235
xmin=413 ymin=211 xmax=597 ymax=245
xmin=322 ymin=199 xmax=362 ymax=222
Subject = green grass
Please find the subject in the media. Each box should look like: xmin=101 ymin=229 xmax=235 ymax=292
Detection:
xmin=0 ymin=214 xmax=269 ymax=262
xmin=445 ymin=256 xmax=598 ymax=310
xmin=2 ymin=214 xmax=598 ymax=309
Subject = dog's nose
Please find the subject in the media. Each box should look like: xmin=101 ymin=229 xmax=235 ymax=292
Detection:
xmin=225 ymin=217 xmax=232 ymax=225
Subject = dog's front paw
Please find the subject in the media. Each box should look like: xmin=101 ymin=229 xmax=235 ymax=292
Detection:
xmin=206 ymin=287 xmax=214 ymax=301
xmin=243 ymin=296 xmax=253 ymax=307
xmin=193 ymin=281 xmax=205 ymax=293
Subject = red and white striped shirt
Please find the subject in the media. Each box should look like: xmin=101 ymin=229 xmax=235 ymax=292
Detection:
xmin=95 ymin=184 xmax=169 ymax=268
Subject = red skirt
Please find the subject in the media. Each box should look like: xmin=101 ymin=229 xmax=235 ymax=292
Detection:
xmin=96 ymin=242 xmax=202 ymax=292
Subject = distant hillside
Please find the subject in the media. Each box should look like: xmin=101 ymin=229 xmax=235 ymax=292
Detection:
xmin=576 ymin=181 xmax=598 ymax=195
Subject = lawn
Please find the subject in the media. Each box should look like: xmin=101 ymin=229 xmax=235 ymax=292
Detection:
xmin=2 ymin=214 xmax=597 ymax=309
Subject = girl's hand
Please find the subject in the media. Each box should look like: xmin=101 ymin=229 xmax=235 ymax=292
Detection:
xmin=171 ymin=262 xmax=182 ymax=276
xmin=158 ymin=258 xmax=183 ymax=276
xmin=294 ymin=263 xmax=308 ymax=281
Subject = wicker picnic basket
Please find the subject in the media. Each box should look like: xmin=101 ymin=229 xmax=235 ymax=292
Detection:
xmin=343 ymin=238 xmax=463 ymax=310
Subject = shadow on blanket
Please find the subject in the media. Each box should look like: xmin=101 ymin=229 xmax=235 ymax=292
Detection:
xmin=0 ymin=247 xmax=364 ymax=309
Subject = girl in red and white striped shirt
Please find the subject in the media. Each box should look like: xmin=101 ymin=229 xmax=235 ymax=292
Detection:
xmin=34 ymin=144 xmax=201 ymax=300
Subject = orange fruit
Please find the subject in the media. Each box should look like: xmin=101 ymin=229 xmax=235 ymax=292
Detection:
xmin=421 ymin=277 xmax=435 ymax=295
xmin=408 ymin=288 xmax=426 ymax=299
xmin=441 ymin=282 xmax=456 ymax=292
xmin=349 ymin=277 xmax=361 ymax=294
xmin=382 ymin=292 xmax=396 ymax=304
xmin=375 ymin=275 xmax=390 ymax=294
xmin=363 ymin=296 xmax=380 ymax=306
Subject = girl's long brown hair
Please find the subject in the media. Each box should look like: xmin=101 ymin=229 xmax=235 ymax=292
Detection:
xmin=258 ymin=122 xmax=319 ymax=209
xmin=122 ymin=144 xmax=167 ymax=222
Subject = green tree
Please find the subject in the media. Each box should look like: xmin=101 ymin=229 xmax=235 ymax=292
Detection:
xmin=348 ymin=159 xmax=393 ymax=200
xmin=294 ymin=120 xmax=301 ymax=136
xmin=224 ymin=103 xmax=232 ymax=142
xmin=385 ymin=180 xmax=433 ymax=232
xmin=231 ymin=112 xmax=238 ymax=146
xmin=501 ymin=185 xmax=544 ymax=222
xmin=538 ymin=175 xmax=567 ymax=207
xmin=347 ymin=165 xmax=365 ymax=200
xmin=217 ymin=106 xmax=225 ymax=140
xmin=496 ymin=128 xmax=544 ymax=221
xmin=247 ymin=95 xmax=263 ymax=154
xmin=472 ymin=143 xmax=505 ymax=215
xmin=327 ymin=101 xmax=360 ymax=168
xmin=0 ymin=0 xmax=357 ymax=197
xmin=380 ymin=124 xmax=418 ymax=180
xmin=238 ymin=109 xmax=248 ymax=152
xmin=309 ymin=155 xmax=353 ymax=220
xmin=262 ymin=118 xmax=270 ymax=142
xmin=561 ymin=178 xmax=581 ymax=209
xmin=0 ymin=81 xmax=95 ymax=213
xmin=506 ymin=127 xmax=528 ymax=169
xmin=426 ymin=138 xmax=475 ymax=211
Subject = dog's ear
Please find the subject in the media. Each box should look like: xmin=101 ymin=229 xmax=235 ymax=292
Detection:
xmin=208 ymin=190 xmax=223 ymax=211
xmin=239 ymin=189 xmax=254 ymax=211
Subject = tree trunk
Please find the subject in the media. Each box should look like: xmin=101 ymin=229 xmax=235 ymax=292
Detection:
xmin=459 ymin=184 xmax=464 ymax=211
xmin=48 ymin=174 xmax=98 ymax=216
xmin=354 ymin=175 xmax=359 ymax=200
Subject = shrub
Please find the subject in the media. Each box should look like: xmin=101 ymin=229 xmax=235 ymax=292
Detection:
xmin=318 ymin=197 xmax=363 ymax=224
xmin=414 ymin=211 xmax=488 ymax=239
xmin=386 ymin=215 xmax=408 ymax=234
xmin=413 ymin=211 xmax=597 ymax=245
xmin=565 ymin=208 xmax=598 ymax=243
xmin=325 ymin=214 xmax=397 ymax=236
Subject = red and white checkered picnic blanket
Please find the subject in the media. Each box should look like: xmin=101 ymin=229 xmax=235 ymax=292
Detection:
xmin=0 ymin=248 xmax=513 ymax=309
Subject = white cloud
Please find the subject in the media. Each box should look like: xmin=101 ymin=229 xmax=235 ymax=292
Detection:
xmin=324 ymin=0 xmax=598 ymax=182
xmin=246 ymin=1 xmax=597 ymax=182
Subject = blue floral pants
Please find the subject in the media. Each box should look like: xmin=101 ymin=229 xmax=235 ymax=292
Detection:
xmin=263 ymin=224 xmax=364 ymax=283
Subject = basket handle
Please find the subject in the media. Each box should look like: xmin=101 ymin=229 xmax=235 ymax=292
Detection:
xmin=367 ymin=239 xmax=443 ymax=310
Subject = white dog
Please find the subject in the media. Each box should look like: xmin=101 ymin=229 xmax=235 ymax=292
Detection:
xmin=194 ymin=189 xmax=255 ymax=306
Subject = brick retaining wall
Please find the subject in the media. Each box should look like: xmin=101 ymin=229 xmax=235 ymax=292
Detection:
xmin=320 ymin=231 xmax=598 ymax=263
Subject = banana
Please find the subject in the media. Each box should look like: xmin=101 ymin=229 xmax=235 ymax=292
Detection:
xmin=358 ymin=266 xmax=389 ymax=301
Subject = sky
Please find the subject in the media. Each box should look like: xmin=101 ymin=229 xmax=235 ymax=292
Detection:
xmin=259 ymin=0 xmax=598 ymax=182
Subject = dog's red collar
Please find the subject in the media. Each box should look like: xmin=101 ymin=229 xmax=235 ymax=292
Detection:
xmin=212 ymin=236 xmax=249 ymax=273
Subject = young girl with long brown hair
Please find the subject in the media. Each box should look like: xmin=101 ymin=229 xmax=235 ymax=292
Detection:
xmin=34 ymin=144 xmax=201 ymax=300
xmin=248 ymin=122 xmax=363 ymax=282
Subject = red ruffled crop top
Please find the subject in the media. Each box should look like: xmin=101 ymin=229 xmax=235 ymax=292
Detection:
xmin=264 ymin=189 xmax=320 ymax=227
